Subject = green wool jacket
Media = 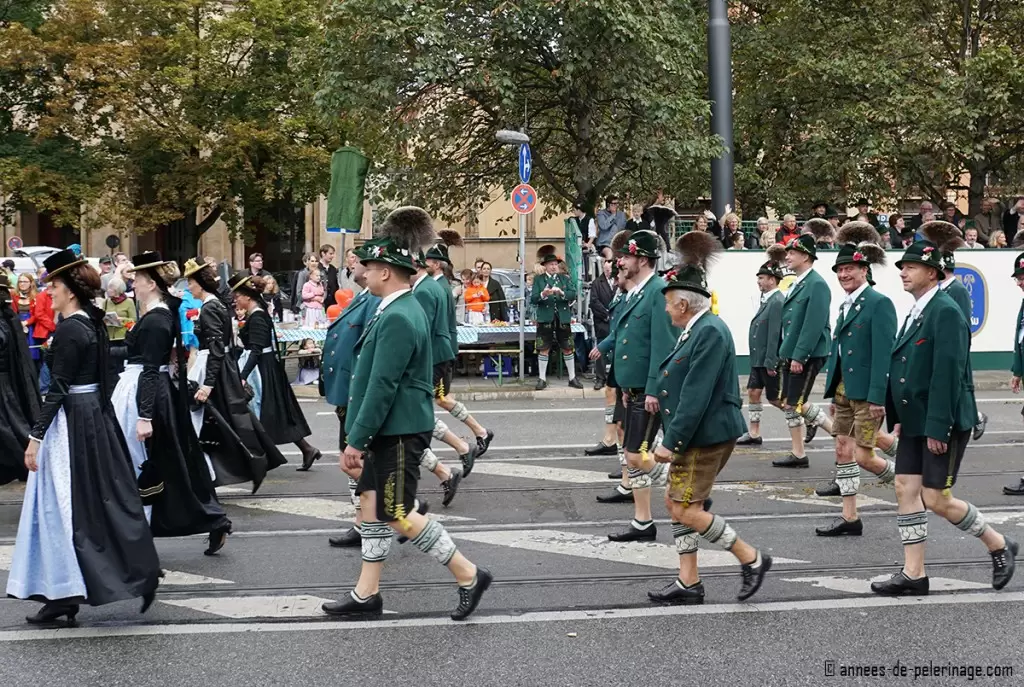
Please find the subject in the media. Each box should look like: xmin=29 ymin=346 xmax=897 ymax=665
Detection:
xmin=886 ymin=289 xmax=976 ymax=440
xmin=413 ymin=273 xmax=456 ymax=366
xmin=437 ymin=274 xmax=459 ymax=360
xmin=322 ymin=289 xmax=381 ymax=408
xmin=778 ymin=268 xmax=832 ymax=362
xmin=345 ymin=292 xmax=435 ymax=451
xmin=657 ymin=313 xmax=746 ymax=452
xmin=823 ymin=286 xmax=897 ymax=406
xmin=603 ymin=290 xmax=624 ymax=378
xmin=1013 ymin=299 xmax=1024 ymax=378
xmin=530 ymin=273 xmax=576 ymax=324
xmin=941 ymin=276 xmax=977 ymax=394
xmin=748 ymin=290 xmax=783 ymax=369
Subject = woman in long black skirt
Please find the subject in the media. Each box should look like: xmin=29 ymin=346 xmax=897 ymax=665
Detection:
xmin=183 ymin=259 xmax=285 ymax=492
xmin=0 ymin=273 xmax=40 ymax=486
xmin=230 ymin=273 xmax=322 ymax=470
xmin=7 ymin=250 xmax=160 ymax=625
xmin=111 ymin=252 xmax=234 ymax=555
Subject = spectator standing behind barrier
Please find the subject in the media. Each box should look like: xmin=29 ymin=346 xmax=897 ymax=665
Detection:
xmin=989 ymin=230 xmax=1008 ymax=248
xmin=103 ymin=277 xmax=137 ymax=341
xmin=479 ymin=262 xmax=507 ymax=323
xmin=942 ymin=201 xmax=966 ymax=230
xmin=589 ymin=258 xmax=615 ymax=390
xmin=318 ymin=244 xmax=339 ymax=309
xmin=973 ymin=198 xmax=1000 ymax=243
xmin=290 ymin=253 xmax=318 ymax=313
xmin=854 ymin=198 xmax=879 ymax=227
xmin=464 ymin=272 xmax=490 ymax=325
xmin=1004 ymin=197 xmax=1024 ymax=244
xmin=98 ymin=256 xmax=114 ymax=292
xmin=15 ymin=275 xmax=40 ymax=370
xmin=337 ymin=248 xmax=363 ymax=296
xmin=455 ymin=269 xmax=472 ymax=323
xmin=596 ymin=196 xmax=626 ymax=250
xmin=248 ymin=252 xmax=270 ymax=278
xmin=262 ymin=276 xmax=284 ymax=321
xmin=721 ymin=212 xmax=744 ymax=250
xmin=25 ymin=277 xmax=54 ymax=393
xmin=775 ymin=214 xmax=800 ymax=245
xmin=964 ymin=227 xmax=984 ymax=249
xmin=909 ymin=200 xmax=936 ymax=231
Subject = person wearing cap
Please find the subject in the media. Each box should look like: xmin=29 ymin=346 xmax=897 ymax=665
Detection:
xmin=854 ymin=198 xmax=879 ymax=228
xmin=8 ymin=249 xmax=160 ymax=625
xmin=773 ymin=233 xmax=833 ymax=468
xmin=230 ymin=271 xmax=323 ymax=471
xmin=322 ymin=207 xmax=492 ymax=621
xmin=737 ymin=245 xmax=786 ymax=446
xmin=598 ymin=230 xmax=678 ymax=542
xmin=871 ymin=241 xmax=1018 ymax=596
xmin=423 ymin=231 xmax=495 ymax=461
xmin=98 ymin=255 xmax=114 ymax=291
xmin=1006 ymin=253 xmax=1024 ymax=496
xmin=324 ymin=240 xmax=382 ymax=548
xmin=812 ymin=230 xmax=897 ymax=537
xmin=531 ymin=249 xmax=583 ymax=390
xmin=647 ymin=235 xmax=771 ymax=605
xmin=110 ymin=252 xmax=232 ymax=555
xmin=0 ymin=272 xmax=40 ymax=486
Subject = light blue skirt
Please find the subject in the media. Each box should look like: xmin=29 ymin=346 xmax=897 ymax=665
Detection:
xmin=237 ymin=349 xmax=264 ymax=419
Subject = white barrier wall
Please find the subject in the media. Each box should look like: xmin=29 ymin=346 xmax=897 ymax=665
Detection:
xmin=712 ymin=249 xmax=1019 ymax=366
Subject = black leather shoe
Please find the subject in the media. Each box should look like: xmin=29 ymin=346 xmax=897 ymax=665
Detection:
xmin=568 ymin=378 xmax=584 ymax=389
xmin=593 ymin=380 xmax=604 ymax=391
xmin=451 ymin=567 xmax=493 ymax=621
xmin=805 ymin=424 xmax=818 ymax=443
xmin=329 ymin=527 xmax=362 ymax=548
xmin=1003 ymin=479 xmax=1024 ymax=496
xmin=535 ymin=379 xmax=548 ymax=391
xmin=973 ymin=412 xmax=988 ymax=441
xmin=476 ymin=430 xmax=494 ymax=457
xmin=815 ymin=481 xmax=841 ymax=497
xmin=322 ymin=592 xmax=384 ymax=619
xmin=738 ymin=554 xmax=772 ymax=600
xmin=297 ymin=447 xmax=322 ymax=472
xmin=442 ymin=468 xmax=463 ymax=507
xmin=772 ymin=454 xmax=809 ymax=468
xmin=991 ymin=537 xmax=1018 ymax=590
xmin=607 ymin=469 xmax=623 ymax=479
xmin=815 ymin=517 xmax=863 ymax=537
xmin=460 ymin=444 xmax=479 ymax=478
xmin=736 ymin=432 xmax=763 ymax=446
xmin=204 ymin=524 xmax=233 ymax=556
xmin=870 ymin=571 xmax=929 ymax=596
xmin=648 ymin=580 xmax=705 ymax=605
xmin=597 ymin=488 xmax=633 ymax=503
xmin=608 ymin=524 xmax=656 ymax=542
xmin=26 ymin=602 xmax=79 ymax=626
xmin=586 ymin=442 xmax=619 ymax=456
xmin=397 ymin=501 xmax=430 ymax=544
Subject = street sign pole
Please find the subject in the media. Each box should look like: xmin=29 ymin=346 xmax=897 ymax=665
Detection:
xmin=519 ymin=211 xmax=526 ymax=381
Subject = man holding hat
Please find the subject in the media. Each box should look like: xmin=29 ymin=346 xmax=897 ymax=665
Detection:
xmin=531 ymin=249 xmax=583 ymax=390
xmin=773 ymin=233 xmax=833 ymax=468
xmin=600 ymin=230 xmax=678 ymax=542
xmin=738 ymin=244 xmax=786 ymax=446
xmin=813 ymin=225 xmax=897 ymax=537
xmin=322 ymin=208 xmax=491 ymax=620
xmin=648 ymin=232 xmax=771 ymax=604
xmin=871 ymin=240 xmax=1017 ymax=596
xmin=1006 ymin=253 xmax=1024 ymax=496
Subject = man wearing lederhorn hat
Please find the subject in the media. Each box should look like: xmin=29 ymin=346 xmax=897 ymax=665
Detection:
xmin=647 ymin=233 xmax=771 ymax=605
xmin=1005 ymin=253 xmax=1024 ymax=496
xmin=871 ymin=240 xmax=1017 ymax=596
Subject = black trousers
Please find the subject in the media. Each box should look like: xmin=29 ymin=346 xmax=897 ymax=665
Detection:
xmin=593 ymin=323 xmax=610 ymax=385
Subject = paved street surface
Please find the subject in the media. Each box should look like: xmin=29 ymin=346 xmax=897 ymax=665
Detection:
xmin=2 ymin=390 xmax=1023 ymax=686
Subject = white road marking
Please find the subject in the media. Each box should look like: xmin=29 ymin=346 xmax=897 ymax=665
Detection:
xmin=712 ymin=483 xmax=894 ymax=508
xmin=781 ymin=575 xmax=989 ymax=595
xmin=454 ymin=529 xmax=806 ymax=569
xmin=970 ymin=511 xmax=1024 ymax=526
xmin=3 ymin=591 xmax=1023 ymax=642
xmin=0 ymin=545 xmax=11 ymax=571
xmin=468 ymin=462 xmax=609 ymax=484
xmin=215 ymin=486 xmax=252 ymax=495
xmin=227 ymin=497 xmax=475 ymax=523
xmin=419 ymin=440 xmax=1024 ymax=454
xmin=160 ymin=594 xmax=396 ymax=619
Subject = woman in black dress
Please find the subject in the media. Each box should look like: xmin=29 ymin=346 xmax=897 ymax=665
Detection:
xmin=183 ymin=259 xmax=285 ymax=492
xmin=230 ymin=273 xmax=321 ymax=470
xmin=0 ymin=273 xmax=40 ymax=486
xmin=7 ymin=250 xmax=160 ymax=625
xmin=111 ymin=252 xmax=233 ymax=555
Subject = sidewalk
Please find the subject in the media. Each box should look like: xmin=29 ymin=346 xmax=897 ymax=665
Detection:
xmin=293 ymin=370 xmax=1018 ymax=402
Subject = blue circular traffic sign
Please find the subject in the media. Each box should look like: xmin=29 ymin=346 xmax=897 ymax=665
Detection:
xmin=511 ymin=183 xmax=538 ymax=215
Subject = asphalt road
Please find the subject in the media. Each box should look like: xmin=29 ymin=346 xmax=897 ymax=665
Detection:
xmin=1 ymin=389 xmax=1023 ymax=686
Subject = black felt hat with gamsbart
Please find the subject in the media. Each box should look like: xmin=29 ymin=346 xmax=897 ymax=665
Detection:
xmin=785 ymin=233 xmax=818 ymax=260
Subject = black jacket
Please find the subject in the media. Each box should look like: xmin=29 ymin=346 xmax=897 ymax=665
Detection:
xmin=590 ymin=275 xmax=615 ymax=336
xmin=321 ymin=263 xmax=340 ymax=308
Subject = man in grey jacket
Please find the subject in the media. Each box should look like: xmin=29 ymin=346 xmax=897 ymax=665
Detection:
xmin=595 ymin=195 xmax=626 ymax=252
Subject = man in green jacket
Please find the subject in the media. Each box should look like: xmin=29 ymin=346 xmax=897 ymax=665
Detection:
xmin=1006 ymin=252 xmax=1024 ymax=496
xmin=773 ymin=232 xmax=834 ymax=468
xmin=871 ymin=240 xmax=1017 ymax=596
xmin=322 ymin=208 xmax=491 ymax=621
xmin=531 ymin=251 xmax=583 ymax=390
xmin=600 ymin=230 xmax=678 ymax=542
xmin=813 ymin=240 xmax=897 ymax=537
xmin=648 ymin=255 xmax=770 ymax=605
xmin=737 ymin=245 xmax=785 ymax=446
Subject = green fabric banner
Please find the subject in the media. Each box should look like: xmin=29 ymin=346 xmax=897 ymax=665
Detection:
xmin=564 ymin=217 xmax=583 ymax=291
xmin=326 ymin=147 xmax=370 ymax=233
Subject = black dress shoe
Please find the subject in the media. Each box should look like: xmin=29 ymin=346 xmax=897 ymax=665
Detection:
xmin=1003 ymin=479 xmax=1024 ymax=496
xmin=607 ymin=469 xmax=623 ymax=479
xmin=870 ymin=571 xmax=929 ymax=596
xmin=593 ymin=380 xmax=604 ymax=391
xmin=736 ymin=432 xmax=763 ymax=446
xmin=460 ymin=444 xmax=479 ymax=478
xmin=442 ymin=468 xmax=463 ymax=507
xmin=772 ymin=453 xmax=809 ymax=468
xmin=297 ymin=447 xmax=322 ymax=471
xmin=608 ymin=524 xmax=656 ymax=542
xmin=648 ymin=580 xmax=705 ymax=605
xmin=597 ymin=488 xmax=634 ymax=503
xmin=329 ymin=527 xmax=362 ymax=548
xmin=322 ymin=592 xmax=384 ymax=619
xmin=991 ymin=537 xmax=1018 ymax=590
xmin=815 ymin=481 xmax=841 ymax=497
xmin=476 ymin=429 xmax=495 ymax=457
xmin=568 ymin=378 xmax=584 ymax=389
xmin=451 ymin=567 xmax=493 ymax=621
xmin=805 ymin=424 xmax=818 ymax=443
xmin=815 ymin=517 xmax=863 ymax=537
xmin=25 ymin=602 xmax=79 ymax=626
xmin=535 ymin=379 xmax=548 ymax=391
xmin=973 ymin=412 xmax=988 ymax=441
xmin=397 ymin=501 xmax=430 ymax=544
xmin=586 ymin=442 xmax=619 ymax=456
xmin=204 ymin=523 xmax=233 ymax=556
xmin=738 ymin=554 xmax=772 ymax=600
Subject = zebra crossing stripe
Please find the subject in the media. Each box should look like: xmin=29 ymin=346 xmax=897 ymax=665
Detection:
xmin=781 ymin=575 xmax=989 ymax=595
xmin=227 ymin=497 xmax=475 ymax=522
xmin=160 ymin=595 xmax=397 ymax=618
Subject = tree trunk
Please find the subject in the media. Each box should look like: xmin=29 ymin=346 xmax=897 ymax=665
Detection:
xmin=167 ymin=203 xmax=223 ymax=264
xmin=966 ymin=163 xmax=987 ymax=218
